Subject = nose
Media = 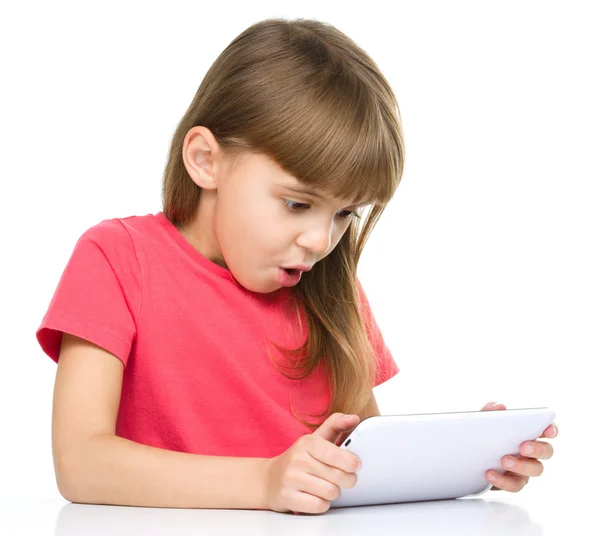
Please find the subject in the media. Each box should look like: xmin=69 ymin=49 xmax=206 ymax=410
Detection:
xmin=296 ymin=222 xmax=333 ymax=255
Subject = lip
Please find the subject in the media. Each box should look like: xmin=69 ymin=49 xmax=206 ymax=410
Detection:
xmin=281 ymin=264 xmax=313 ymax=272
xmin=278 ymin=267 xmax=303 ymax=287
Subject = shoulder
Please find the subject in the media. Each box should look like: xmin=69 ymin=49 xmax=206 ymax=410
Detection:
xmin=79 ymin=216 xmax=135 ymax=248
xmin=74 ymin=216 xmax=142 ymax=269
xmin=68 ymin=216 xmax=143 ymax=299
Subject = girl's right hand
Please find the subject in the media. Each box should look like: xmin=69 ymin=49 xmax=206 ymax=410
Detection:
xmin=263 ymin=412 xmax=362 ymax=514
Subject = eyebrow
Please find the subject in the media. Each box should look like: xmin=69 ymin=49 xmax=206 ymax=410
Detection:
xmin=280 ymin=184 xmax=366 ymax=207
xmin=281 ymin=184 xmax=325 ymax=199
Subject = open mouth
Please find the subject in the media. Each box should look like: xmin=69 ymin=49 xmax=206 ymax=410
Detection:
xmin=278 ymin=267 xmax=303 ymax=286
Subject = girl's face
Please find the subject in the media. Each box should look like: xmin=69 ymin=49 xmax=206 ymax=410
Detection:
xmin=179 ymin=126 xmax=367 ymax=294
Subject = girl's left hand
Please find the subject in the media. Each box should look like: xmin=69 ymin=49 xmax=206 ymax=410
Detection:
xmin=480 ymin=401 xmax=558 ymax=492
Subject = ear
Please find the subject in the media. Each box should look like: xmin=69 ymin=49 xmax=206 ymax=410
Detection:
xmin=181 ymin=126 xmax=224 ymax=190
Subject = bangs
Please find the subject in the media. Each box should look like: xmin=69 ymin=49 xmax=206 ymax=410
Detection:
xmin=256 ymin=63 xmax=403 ymax=208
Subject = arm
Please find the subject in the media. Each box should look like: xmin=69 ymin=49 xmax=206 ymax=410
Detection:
xmin=54 ymin=333 xmax=268 ymax=509
xmin=64 ymin=433 xmax=269 ymax=509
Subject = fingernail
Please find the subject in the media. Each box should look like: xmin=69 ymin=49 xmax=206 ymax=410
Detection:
xmin=487 ymin=472 xmax=497 ymax=482
xmin=503 ymin=456 xmax=515 ymax=468
xmin=551 ymin=425 xmax=557 ymax=436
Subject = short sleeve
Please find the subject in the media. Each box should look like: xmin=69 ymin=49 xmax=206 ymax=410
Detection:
xmin=35 ymin=219 xmax=142 ymax=366
xmin=356 ymin=277 xmax=399 ymax=387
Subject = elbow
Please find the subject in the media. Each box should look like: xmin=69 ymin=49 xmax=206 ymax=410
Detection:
xmin=57 ymin=469 xmax=94 ymax=504
xmin=55 ymin=465 xmax=81 ymax=503
xmin=54 ymin=451 xmax=89 ymax=503
xmin=57 ymin=479 xmax=76 ymax=503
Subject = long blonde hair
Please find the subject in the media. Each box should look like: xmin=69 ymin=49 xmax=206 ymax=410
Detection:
xmin=161 ymin=17 xmax=405 ymax=431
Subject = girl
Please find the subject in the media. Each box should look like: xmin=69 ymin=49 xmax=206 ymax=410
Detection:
xmin=36 ymin=17 xmax=556 ymax=515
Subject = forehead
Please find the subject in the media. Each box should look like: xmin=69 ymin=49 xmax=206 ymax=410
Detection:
xmin=267 ymin=160 xmax=367 ymax=206
xmin=241 ymin=151 xmax=369 ymax=207
xmin=277 ymin=178 xmax=370 ymax=207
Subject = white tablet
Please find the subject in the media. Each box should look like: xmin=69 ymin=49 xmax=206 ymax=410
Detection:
xmin=330 ymin=407 xmax=556 ymax=508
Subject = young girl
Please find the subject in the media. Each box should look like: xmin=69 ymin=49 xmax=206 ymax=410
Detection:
xmin=36 ymin=17 xmax=556 ymax=515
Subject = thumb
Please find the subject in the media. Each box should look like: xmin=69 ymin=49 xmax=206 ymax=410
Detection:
xmin=313 ymin=413 xmax=359 ymax=444
xmin=481 ymin=401 xmax=506 ymax=411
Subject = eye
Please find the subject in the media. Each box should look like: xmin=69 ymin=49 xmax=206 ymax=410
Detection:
xmin=282 ymin=199 xmax=361 ymax=220
xmin=282 ymin=199 xmax=310 ymax=212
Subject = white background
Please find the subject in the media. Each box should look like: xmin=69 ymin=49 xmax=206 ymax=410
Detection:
xmin=1 ymin=0 xmax=598 ymax=532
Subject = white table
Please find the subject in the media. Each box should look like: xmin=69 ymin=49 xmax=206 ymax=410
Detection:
xmin=0 ymin=485 xmax=589 ymax=536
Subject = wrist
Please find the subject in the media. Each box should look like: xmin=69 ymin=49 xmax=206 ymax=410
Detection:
xmin=257 ymin=457 xmax=273 ymax=511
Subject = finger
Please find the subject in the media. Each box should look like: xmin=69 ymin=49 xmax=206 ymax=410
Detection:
xmin=307 ymin=436 xmax=362 ymax=474
xmin=290 ymin=489 xmax=331 ymax=514
xmin=313 ymin=413 xmax=360 ymax=444
xmin=296 ymin=470 xmax=341 ymax=503
xmin=486 ymin=470 xmax=529 ymax=492
xmin=501 ymin=454 xmax=544 ymax=477
xmin=481 ymin=401 xmax=506 ymax=411
xmin=521 ymin=439 xmax=554 ymax=460
xmin=541 ymin=423 xmax=558 ymax=438
xmin=302 ymin=453 xmax=358 ymax=490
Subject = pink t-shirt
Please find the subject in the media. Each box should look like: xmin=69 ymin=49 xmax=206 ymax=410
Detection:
xmin=36 ymin=212 xmax=399 ymax=458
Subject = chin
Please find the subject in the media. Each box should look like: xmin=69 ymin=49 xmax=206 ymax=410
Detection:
xmin=234 ymin=275 xmax=275 ymax=294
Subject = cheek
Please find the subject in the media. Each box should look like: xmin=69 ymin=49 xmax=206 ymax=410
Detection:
xmin=256 ymin=214 xmax=287 ymax=254
xmin=224 ymin=201 xmax=284 ymax=257
xmin=325 ymin=228 xmax=347 ymax=256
